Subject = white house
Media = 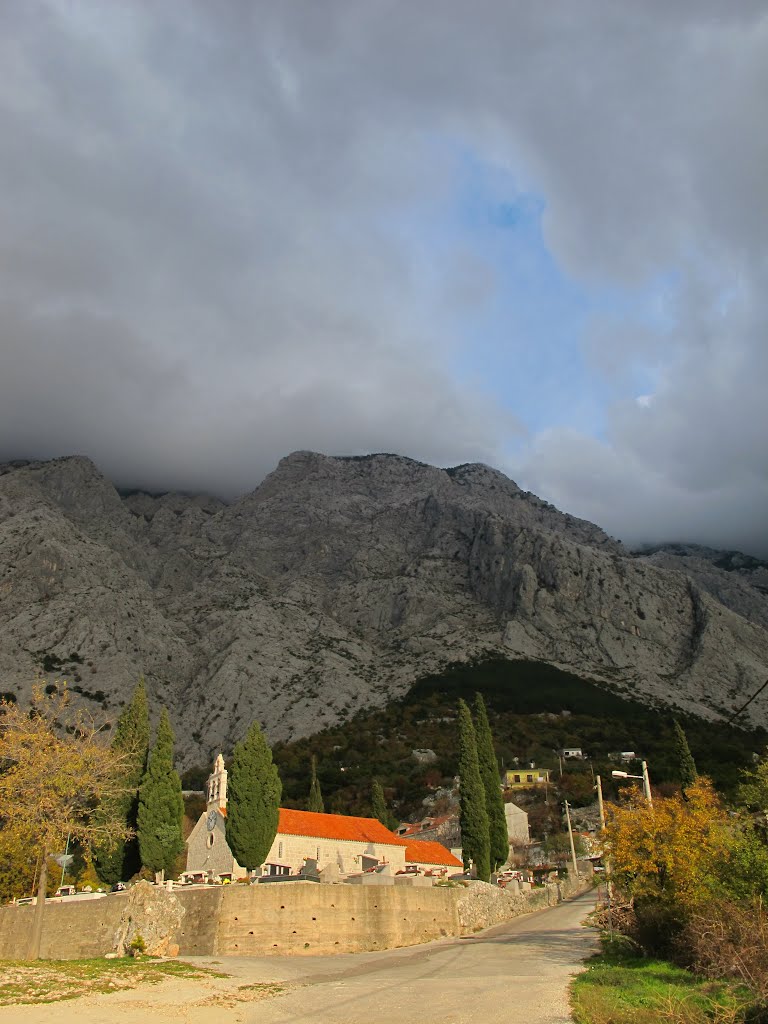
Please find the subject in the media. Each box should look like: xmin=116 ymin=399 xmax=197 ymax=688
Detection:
xmin=504 ymin=802 xmax=530 ymax=848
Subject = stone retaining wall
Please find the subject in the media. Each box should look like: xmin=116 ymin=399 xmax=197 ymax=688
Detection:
xmin=456 ymin=875 xmax=588 ymax=933
xmin=0 ymin=877 xmax=590 ymax=960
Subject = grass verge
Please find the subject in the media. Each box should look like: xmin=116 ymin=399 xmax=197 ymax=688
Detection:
xmin=571 ymin=936 xmax=755 ymax=1024
xmin=0 ymin=957 xmax=228 ymax=1006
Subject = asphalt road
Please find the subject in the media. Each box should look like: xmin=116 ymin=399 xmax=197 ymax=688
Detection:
xmin=228 ymin=890 xmax=598 ymax=1024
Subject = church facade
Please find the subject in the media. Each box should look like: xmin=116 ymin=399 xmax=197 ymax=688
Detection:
xmin=185 ymin=754 xmax=245 ymax=880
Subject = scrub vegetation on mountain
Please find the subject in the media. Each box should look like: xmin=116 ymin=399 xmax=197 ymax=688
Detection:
xmin=268 ymin=658 xmax=765 ymax=822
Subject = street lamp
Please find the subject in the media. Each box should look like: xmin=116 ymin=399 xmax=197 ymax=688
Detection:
xmin=611 ymin=760 xmax=653 ymax=808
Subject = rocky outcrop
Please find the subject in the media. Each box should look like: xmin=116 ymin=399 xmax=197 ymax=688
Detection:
xmin=112 ymin=880 xmax=185 ymax=957
xmin=1 ymin=451 xmax=767 ymax=761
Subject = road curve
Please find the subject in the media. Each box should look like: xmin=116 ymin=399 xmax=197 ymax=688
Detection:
xmin=242 ymin=890 xmax=598 ymax=1024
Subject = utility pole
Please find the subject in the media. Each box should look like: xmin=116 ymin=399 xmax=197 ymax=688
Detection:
xmin=59 ymin=834 xmax=71 ymax=888
xmin=641 ymin=760 xmax=653 ymax=808
xmin=595 ymin=775 xmax=605 ymax=829
xmin=595 ymin=774 xmax=613 ymax=929
xmin=564 ymin=800 xmax=579 ymax=877
xmin=612 ymin=760 xmax=654 ymax=811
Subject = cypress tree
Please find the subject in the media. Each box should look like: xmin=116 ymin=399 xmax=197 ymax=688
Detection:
xmin=308 ymin=755 xmax=325 ymax=813
xmin=225 ymin=720 xmax=282 ymax=874
xmin=371 ymin=778 xmax=395 ymax=829
xmin=457 ymin=698 xmax=490 ymax=881
xmin=137 ymin=708 xmax=184 ymax=881
xmin=474 ymin=693 xmax=509 ymax=872
xmin=93 ymin=678 xmax=150 ymax=884
xmin=673 ymin=719 xmax=698 ymax=797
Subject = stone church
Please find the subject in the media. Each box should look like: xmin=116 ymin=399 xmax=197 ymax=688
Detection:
xmin=185 ymin=755 xmax=461 ymax=882
xmin=185 ymin=754 xmax=243 ymax=881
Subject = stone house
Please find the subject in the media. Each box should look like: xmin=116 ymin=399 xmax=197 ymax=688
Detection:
xmin=504 ymin=801 xmax=530 ymax=847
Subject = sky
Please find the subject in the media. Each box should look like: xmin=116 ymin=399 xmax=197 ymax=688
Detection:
xmin=1 ymin=2 xmax=767 ymax=555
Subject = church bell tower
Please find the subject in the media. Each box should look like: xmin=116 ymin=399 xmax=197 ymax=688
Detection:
xmin=207 ymin=753 xmax=228 ymax=812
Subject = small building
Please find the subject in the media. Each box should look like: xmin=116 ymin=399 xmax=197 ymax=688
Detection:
xmin=503 ymin=768 xmax=552 ymax=788
xmin=395 ymin=822 xmax=422 ymax=838
xmin=560 ymin=747 xmax=584 ymax=760
xmin=412 ymin=814 xmax=462 ymax=849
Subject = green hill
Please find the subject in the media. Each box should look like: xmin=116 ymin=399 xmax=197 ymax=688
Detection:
xmin=268 ymin=658 xmax=766 ymax=822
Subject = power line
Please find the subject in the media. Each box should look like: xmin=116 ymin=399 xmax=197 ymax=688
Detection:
xmin=726 ymin=678 xmax=768 ymax=726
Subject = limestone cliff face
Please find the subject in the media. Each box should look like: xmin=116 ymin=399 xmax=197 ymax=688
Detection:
xmin=1 ymin=452 xmax=766 ymax=763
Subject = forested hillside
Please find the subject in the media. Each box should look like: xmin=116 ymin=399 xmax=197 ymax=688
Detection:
xmin=265 ymin=659 xmax=766 ymax=822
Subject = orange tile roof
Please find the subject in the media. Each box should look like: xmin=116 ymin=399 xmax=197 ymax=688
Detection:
xmin=397 ymin=824 xmax=422 ymax=837
xmin=277 ymin=808 xmax=406 ymax=845
xmin=404 ymin=840 xmax=463 ymax=868
xmin=421 ymin=814 xmax=453 ymax=828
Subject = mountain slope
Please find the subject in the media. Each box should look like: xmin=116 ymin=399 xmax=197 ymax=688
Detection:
xmin=1 ymin=451 xmax=766 ymax=763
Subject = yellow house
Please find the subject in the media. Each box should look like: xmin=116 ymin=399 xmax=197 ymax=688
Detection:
xmin=503 ymin=768 xmax=552 ymax=788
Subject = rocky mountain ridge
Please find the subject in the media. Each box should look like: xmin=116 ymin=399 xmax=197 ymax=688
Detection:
xmin=1 ymin=451 xmax=767 ymax=764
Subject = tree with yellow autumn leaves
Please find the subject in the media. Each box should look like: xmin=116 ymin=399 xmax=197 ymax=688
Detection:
xmin=0 ymin=685 xmax=130 ymax=959
xmin=605 ymin=778 xmax=730 ymax=910
xmin=603 ymin=772 xmax=768 ymax=966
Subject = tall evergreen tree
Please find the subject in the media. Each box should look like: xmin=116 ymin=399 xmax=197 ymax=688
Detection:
xmin=137 ymin=708 xmax=184 ymax=882
xmin=226 ymin=720 xmax=282 ymax=874
xmin=371 ymin=778 xmax=395 ymax=829
xmin=457 ymin=698 xmax=490 ymax=881
xmin=308 ymin=755 xmax=325 ymax=813
xmin=474 ymin=693 xmax=509 ymax=872
xmin=673 ymin=719 xmax=698 ymax=797
xmin=93 ymin=678 xmax=150 ymax=884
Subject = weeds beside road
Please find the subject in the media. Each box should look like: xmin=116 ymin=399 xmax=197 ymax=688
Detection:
xmin=571 ymin=936 xmax=760 ymax=1024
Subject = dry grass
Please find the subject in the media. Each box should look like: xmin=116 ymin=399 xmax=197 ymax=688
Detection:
xmin=685 ymin=897 xmax=768 ymax=1006
xmin=199 ymin=982 xmax=286 ymax=1009
xmin=0 ymin=957 xmax=227 ymax=1006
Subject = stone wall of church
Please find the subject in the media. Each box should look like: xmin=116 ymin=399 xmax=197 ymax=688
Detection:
xmin=186 ymin=814 xmax=409 ymax=878
xmin=262 ymin=834 xmax=407 ymax=876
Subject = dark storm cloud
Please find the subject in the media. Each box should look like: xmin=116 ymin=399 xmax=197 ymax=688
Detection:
xmin=0 ymin=2 xmax=766 ymax=553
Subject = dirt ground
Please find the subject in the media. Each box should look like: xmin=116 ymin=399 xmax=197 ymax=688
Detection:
xmin=0 ymin=967 xmax=286 ymax=1024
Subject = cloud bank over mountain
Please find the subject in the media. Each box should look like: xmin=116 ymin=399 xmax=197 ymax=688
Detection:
xmin=1 ymin=2 xmax=766 ymax=553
